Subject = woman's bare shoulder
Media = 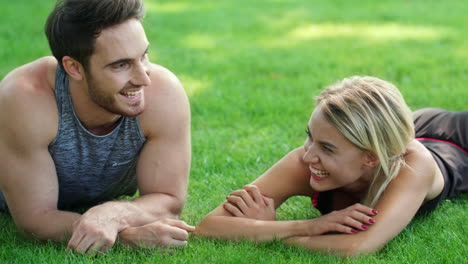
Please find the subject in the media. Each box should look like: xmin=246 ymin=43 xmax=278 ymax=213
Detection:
xmin=252 ymin=147 xmax=314 ymax=204
xmin=396 ymin=139 xmax=439 ymax=195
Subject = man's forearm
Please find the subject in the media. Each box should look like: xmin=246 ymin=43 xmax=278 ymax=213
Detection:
xmin=95 ymin=192 xmax=185 ymax=231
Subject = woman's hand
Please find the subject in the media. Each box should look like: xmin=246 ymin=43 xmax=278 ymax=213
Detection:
xmin=223 ymin=185 xmax=276 ymax=221
xmin=307 ymin=203 xmax=378 ymax=236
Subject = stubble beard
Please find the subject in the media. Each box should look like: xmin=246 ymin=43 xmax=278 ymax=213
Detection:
xmin=85 ymin=72 xmax=144 ymax=118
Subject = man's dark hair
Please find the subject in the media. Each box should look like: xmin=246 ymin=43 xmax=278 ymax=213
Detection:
xmin=45 ymin=0 xmax=145 ymax=71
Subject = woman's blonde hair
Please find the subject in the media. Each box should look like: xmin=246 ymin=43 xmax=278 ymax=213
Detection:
xmin=316 ymin=76 xmax=415 ymax=207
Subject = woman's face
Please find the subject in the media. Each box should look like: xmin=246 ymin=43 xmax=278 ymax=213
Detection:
xmin=303 ymin=106 xmax=374 ymax=192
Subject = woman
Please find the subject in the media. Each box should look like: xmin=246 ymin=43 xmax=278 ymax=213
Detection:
xmin=195 ymin=76 xmax=467 ymax=256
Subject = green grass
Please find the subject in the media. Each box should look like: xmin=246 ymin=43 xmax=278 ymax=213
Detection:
xmin=1 ymin=0 xmax=467 ymax=263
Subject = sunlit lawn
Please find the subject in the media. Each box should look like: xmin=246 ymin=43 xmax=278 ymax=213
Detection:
xmin=0 ymin=0 xmax=467 ymax=263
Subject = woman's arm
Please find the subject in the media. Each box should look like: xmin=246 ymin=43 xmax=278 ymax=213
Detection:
xmin=197 ymin=202 xmax=375 ymax=242
xmin=285 ymin=143 xmax=436 ymax=256
xmin=196 ymin=206 xmax=316 ymax=241
xmin=195 ymin=148 xmax=375 ymax=241
xmin=196 ymin=148 xmax=311 ymax=240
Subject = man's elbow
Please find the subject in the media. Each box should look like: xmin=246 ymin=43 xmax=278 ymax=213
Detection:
xmin=16 ymin=222 xmax=53 ymax=241
xmin=12 ymin=209 xmax=69 ymax=242
xmin=169 ymin=196 xmax=186 ymax=218
xmin=145 ymin=193 xmax=185 ymax=219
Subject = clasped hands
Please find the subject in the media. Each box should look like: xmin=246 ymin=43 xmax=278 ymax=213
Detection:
xmin=224 ymin=184 xmax=276 ymax=221
xmin=67 ymin=208 xmax=194 ymax=255
xmin=224 ymin=184 xmax=377 ymax=235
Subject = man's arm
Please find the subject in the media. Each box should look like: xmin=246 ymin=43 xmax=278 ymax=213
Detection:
xmin=0 ymin=58 xmax=80 ymax=241
xmin=119 ymin=64 xmax=191 ymax=222
xmin=67 ymin=65 xmax=193 ymax=250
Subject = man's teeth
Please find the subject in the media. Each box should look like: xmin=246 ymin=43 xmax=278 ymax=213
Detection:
xmin=310 ymin=167 xmax=330 ymax=178
xmin=122 ymin=90 xmax=142 ymax=98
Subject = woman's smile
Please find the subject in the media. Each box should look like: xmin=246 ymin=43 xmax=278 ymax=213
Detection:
xmin=309 ymin=166 xmax=330 ymax=181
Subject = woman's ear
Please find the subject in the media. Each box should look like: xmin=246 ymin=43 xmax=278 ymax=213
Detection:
xmin=62 ymin=56 xmax=85 ymax=81
xmin=363 ymin=151 xmax=380 ymax=169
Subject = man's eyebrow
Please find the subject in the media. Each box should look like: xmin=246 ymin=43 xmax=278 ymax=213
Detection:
xmin=105 ymin=58 xmax=132 ymax=68
xmin=104 ymin=45 xmax=150 ymax=68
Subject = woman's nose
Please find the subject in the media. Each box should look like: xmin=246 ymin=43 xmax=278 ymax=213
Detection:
xmin=303 ymin=143 xmax=319 ymax=164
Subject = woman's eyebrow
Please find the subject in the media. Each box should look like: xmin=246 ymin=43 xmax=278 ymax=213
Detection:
xmin=319 ymin=141 xmax=337 ymax=149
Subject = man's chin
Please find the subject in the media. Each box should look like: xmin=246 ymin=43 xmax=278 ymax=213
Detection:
xmin=122 ymin=106 xmax=145 ymax=118
xmin=115 ymin=99 xmax=145 ymax=117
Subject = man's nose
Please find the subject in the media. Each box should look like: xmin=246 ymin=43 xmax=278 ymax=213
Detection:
xmin=132 ymin=62 xmax=151 ymax=87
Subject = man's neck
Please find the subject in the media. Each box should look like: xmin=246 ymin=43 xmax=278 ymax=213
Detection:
xmin=68 ymin=79 xmax=122 ymax=136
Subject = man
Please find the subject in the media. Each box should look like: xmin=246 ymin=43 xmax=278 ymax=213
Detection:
xmin=0 ymin=0 xmax=193 ymax=254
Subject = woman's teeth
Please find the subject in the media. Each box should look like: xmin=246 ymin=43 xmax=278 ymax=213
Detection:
xmin=310 ymin=167 xmax=330 ymax=178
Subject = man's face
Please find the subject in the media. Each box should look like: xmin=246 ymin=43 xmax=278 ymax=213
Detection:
xmin=84 ymin=18 xmax=151 ymax=117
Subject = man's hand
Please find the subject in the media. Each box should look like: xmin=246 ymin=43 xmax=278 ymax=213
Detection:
xmin=119 ymin=218 xmax=195 ymax=249
xmin=67 ymin=207 xmax=122 ymax=255
xmin=224 ymin=184 xmax=276 ymax=221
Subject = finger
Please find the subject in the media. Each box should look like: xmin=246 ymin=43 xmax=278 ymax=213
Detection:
xmin=167 ymin=239 xmax=188 ymax=248
xmin=349 ymin=203 xmax=378 ymax=216
xmin=263 ymin=196 xmax=275 ymax=209
xmin=347 ymin=209 xmax=377 ymax=226
xmin=73 ymin=236 xmax=95 ymax=254
xmin=86 ymin=240 xmax=104 ymax=257
xmin=230 ymin=189 xmax=255 ymax=207
xmin=243 ymin=185 xmax=265 ymax=205
xmin=166 ymin=225 xmax=189 ymax=241
xmin=226 ymin=195 xmax=249 ymax=213
xmin=329 ymin=223 xmax=359 ymax=234
xmin=341 ymin=215 xmax=369 ymax=231
xmin=67 ymin=231 xmax=85 ymax=251
xmin=98 ymin=244 xmax=112 ymax=255
xmin=165 ymin=219 xmax=196 ymax=232
xmin=223 ymin=202 xmax=245 ymax=217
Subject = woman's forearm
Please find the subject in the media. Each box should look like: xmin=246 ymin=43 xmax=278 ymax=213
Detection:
xmin=284 ymin=230 xmax=384 ymax=257
xmin=195 ymin=215 xmax=315 ymax=242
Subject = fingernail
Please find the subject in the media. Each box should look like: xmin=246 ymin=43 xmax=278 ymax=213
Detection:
xmin=369 ymin=219 xmax=376 ymax=224
xmin=372 ymin=210 xmax=378 ymax=215
xmin=351 ymin=229 xmax=358 ymax=233
xmin=361 ymin=225 xmax=368 ymax=230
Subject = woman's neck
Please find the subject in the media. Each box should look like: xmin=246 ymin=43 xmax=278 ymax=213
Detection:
xmin=343 ymin=169 xmax=374 ymax=191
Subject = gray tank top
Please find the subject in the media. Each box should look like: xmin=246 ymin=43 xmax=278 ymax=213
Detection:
xmin=0 ymin=67 xmax=146 ymax=211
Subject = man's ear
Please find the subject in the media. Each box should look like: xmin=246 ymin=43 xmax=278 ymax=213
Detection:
xmin=62 ymin=56 xmax=85 ymax=81
xmin=363 ymin=151 xmax=380 ymax=169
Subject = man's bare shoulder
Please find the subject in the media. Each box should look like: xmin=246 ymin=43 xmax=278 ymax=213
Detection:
xmin=0 ymin=56 xmax=57 ymax=93
xmin=0 ymin=56 xmax=59 ymax=145
xmin=139 ymin=63 xmax=190 ymax=137
xmin=147 ymin=63 xmax=186 ymax=99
